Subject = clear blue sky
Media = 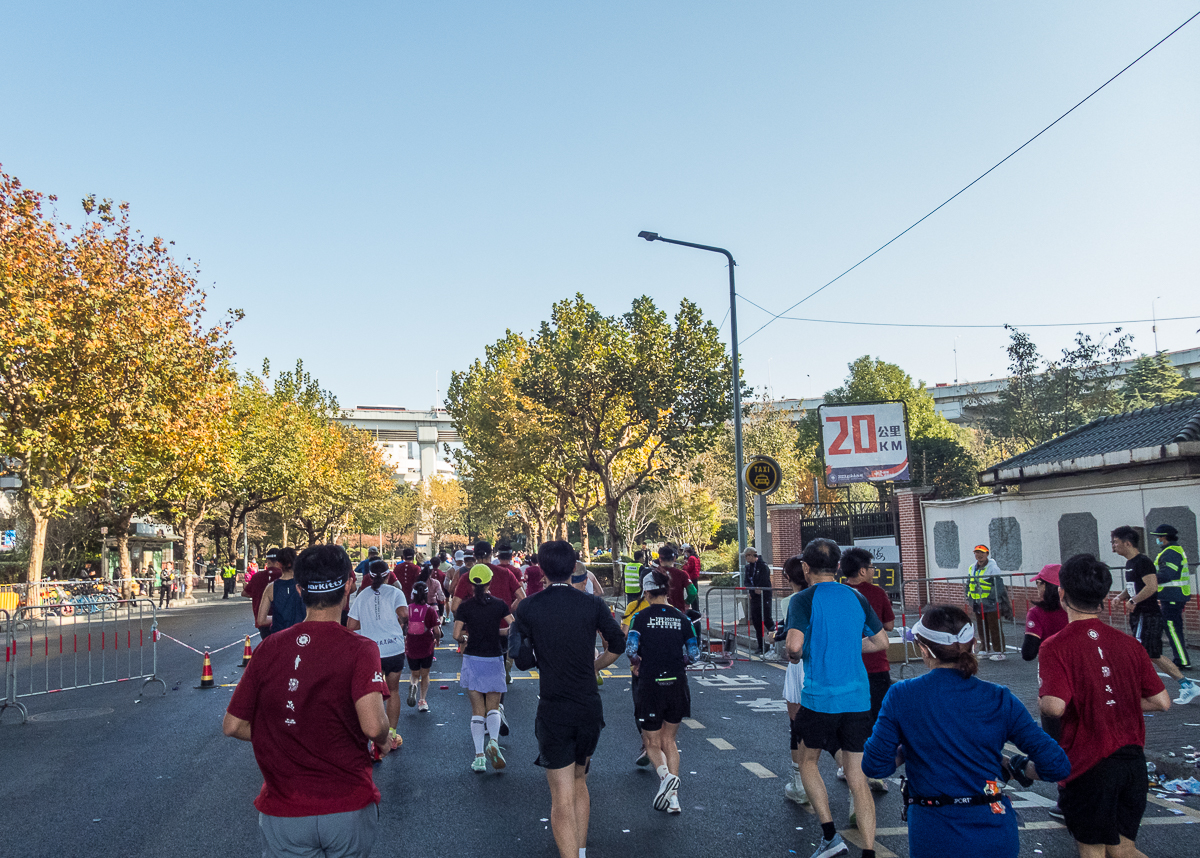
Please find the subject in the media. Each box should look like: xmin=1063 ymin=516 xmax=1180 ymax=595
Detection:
xmin=4 ymin=3 xmax=1197 ymax=407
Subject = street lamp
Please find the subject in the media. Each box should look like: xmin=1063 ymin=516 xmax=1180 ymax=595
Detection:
xmin=637 ymin=231 xmax=748 ymax=556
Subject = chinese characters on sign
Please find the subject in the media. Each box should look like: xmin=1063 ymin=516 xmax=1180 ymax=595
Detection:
xmin=818 ymin=401 xmax=910 ymax=487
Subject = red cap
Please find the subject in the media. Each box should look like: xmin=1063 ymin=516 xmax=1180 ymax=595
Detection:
xmin=973 ymin=544 xmax=989 ymax=554
xmin=1032 ymin=564 xmax=1060 ymax=587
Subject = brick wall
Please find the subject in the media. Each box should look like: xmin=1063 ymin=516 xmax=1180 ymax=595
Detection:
xmin=768 ymin=506 xmax=804 ymax=591
xmin=898 ymin=487 xmax=934 ymax=612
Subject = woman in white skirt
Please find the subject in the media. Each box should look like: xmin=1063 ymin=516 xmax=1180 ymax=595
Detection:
xmin=453 ymin=564 xmax=515 ymax=773
xmin=779 ymin=555 xmax=809 ymax=805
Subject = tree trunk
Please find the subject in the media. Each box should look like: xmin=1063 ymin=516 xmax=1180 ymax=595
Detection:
xmin=182 ymin=518 xmax=198 ymax=599
xmin=606 ymin=498 xmax=622 ymax=583
xmin=579 ymin=512 xmax=591 ymax=555
xmin=24 ymin=505 xmax=49 ymax=584
xmin=116 ymin=527 xmax=133 ymax=599
xmin=281 ymin=519 xmax=288 ymax=548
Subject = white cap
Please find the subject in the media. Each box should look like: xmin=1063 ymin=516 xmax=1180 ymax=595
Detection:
xmin=454 ymin=550 xmax=465 ymax=562
xmin=643 ymin=570 xmax=663 ymax=592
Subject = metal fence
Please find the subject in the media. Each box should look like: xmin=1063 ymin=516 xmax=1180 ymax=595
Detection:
xmin=1 ymin=598 xmax=165 ymax=724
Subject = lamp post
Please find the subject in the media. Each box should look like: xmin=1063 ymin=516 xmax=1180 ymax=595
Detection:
xmin=637 ymin=231 xmax=747 ymax=556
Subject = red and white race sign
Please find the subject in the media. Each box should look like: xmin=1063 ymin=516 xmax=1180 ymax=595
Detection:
xmin=818 ymin=401 xmax=910 ymax=487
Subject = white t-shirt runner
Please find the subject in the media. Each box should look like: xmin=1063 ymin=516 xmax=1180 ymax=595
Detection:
xmin=348 ymin=584 xmax=408 ymax=657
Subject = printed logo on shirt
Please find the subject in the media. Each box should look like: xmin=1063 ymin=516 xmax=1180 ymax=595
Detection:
xmin=294 ymin=655 xmax=302 ymax=670
xmin=373 ymin=671 xmax=384 ymax=683
xmin=288 ymin=678 xmax=299 ymax=691
xmin=285 ymin=718 xmax=296 ymax=726
xmin=287 ymin=701 xmax=295 ymax=711
xmin=1102 ymin=666 xmax=1111 ymax=677
xmin=1027 ymin=620 xmax=1035 ymax=629
xmin=1087 ymin=629 xmax=1099 ymax=640
xmin=646 ymin=615 xmax=683 ymax=630
xmin=296 ymin=633 xmax=311 ymax=647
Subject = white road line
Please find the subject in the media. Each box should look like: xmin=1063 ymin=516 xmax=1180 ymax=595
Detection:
xmin=840 ymin=828 xmax=897 ymax=857
xmin=707 ymin=738 xmax=735 ymax=750
xmin=740 ymin=762 xmax=776 ymax=778
xmin=682 ymin=718 xmax=705 ymax=729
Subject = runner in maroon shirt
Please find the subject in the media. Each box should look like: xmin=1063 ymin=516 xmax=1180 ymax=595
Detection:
xmin=840 ymin=547 xmax=895 ymax=794
xmin=243 ymin=548 xmax=284 ymax=639
xmin=393 ymin=548 xmax=422 ymax=597
xmin=223 ymin=544 xmax=392 ymax=857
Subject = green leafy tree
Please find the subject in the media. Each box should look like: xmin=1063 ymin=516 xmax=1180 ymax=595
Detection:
xmin=518 ymin=295 xmax=736 ymax=568
xmin=1119 ymin=353 xmax=1194 ymax=409
xmin=979 ymin=328 xmax=1133 ymax=459
xmin=654 ymin=480 xmax=721 ymax=549
xmin=0 ymin=169 xmax=238 ymax=582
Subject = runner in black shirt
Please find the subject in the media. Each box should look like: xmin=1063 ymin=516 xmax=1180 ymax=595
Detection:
xmin=453 ymin=565 xmax=515 ymax=772
xmin=1111 ymin=525 xmax=1197 ymax=704
xmin=511 ymin=540 xmax=625 ymax=858
xmin=626 ymin=569 xmax=698 ymax=814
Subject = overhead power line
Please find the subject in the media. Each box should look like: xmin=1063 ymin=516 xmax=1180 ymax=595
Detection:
xmin=733 ymin=305 xmax=1200 ymax=331
xmin=740 ymin=9 xmax=1200 ymax=345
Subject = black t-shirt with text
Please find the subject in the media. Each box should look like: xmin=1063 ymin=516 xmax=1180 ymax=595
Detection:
xmin=456 ymin=595 xmax=510 ymax=658
xmin=512 ymin=584 xmax=625 ymax=724
xmin=1125 ymin=554 xmax=1161 ymax=616
xmin=629 ymin=604 xmax=694 ymax=681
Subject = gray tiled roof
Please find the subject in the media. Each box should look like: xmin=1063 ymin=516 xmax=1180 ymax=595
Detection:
xmin=987 ymin=396 xmax=1200 ymax=471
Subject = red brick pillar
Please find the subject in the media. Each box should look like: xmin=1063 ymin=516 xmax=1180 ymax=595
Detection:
xmin=767 ymin=505 xmax=803 ymax=591
xmin=897 ymin=487 xmax=934 ymax=619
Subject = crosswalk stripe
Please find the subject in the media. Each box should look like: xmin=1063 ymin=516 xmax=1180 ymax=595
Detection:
xmin=741 ymin=762 xmax=776 ymax=778
xmin=707 ymin=738 xmax=735 ymax=750
xmin=681 ymin=718 xmax=705 ymax=729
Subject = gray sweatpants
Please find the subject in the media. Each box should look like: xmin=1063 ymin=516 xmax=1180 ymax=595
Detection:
xmin=259 ymin=804 xmax=379 ymax=858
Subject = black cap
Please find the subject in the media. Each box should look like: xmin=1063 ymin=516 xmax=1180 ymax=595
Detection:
xmin=1151 ymin=524 xmax=1179 ymax=541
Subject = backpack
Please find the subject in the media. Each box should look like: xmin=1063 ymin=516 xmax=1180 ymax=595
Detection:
xmin=408 ymin=604 xmax=428 ymax=637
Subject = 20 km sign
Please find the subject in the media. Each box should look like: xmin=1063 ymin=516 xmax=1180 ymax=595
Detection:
xmin=818 ymin=401 xmax=910 ymax=487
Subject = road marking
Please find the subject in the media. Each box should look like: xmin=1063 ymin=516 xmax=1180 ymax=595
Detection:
xmin=741 ymin=762 xmax=776 ymax=778
xmin=876 ymin=814 xmax=1198 ymax=842
xmin=707 ymin=738 xmax=735 ymax=750
xmin=735 ymin=697 xmax=788 ymax=713
xmin=682 ymin=718 xmax=705 ymax=729
xmin=767 ymin=662 xmax=787 ymax=671
xmin=840 ymin=828 xmax=896 ymax=857
xmin=1009 ymin=790 xmax=1057 ymax=809
xmin=1148 ymin=795 xmax=1200 ymax=819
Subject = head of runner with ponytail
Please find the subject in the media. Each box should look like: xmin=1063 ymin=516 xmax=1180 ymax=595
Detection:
xmin=913 ymin=604 xmax=977 ymax=678
xmin=368 ymin=558 xmax=390 ymax=592
xmin=468 ymin=563 xmax=493 ymax=605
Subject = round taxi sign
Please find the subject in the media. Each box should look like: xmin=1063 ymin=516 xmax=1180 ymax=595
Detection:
xmin=743 ymin=455 xmax=782 ymax=496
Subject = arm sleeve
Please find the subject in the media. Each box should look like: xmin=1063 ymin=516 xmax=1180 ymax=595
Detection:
xmin=861 ymin=685 xmax=902 ymax=779
xmin=1021 ymin=634 xmax=1041 ymax=661
xmin=597 ymin=597 xmax=627 ymax=655
xmin=1005 ymin=688 xmax=1070 ymax=782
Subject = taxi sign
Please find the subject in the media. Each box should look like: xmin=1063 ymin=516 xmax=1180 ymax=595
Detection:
xmin=743 ymin=455 xmax=782 ymax=496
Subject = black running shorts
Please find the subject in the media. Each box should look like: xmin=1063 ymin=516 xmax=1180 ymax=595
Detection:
xmin=534 ymin=714 xmax=603 ymax=770
xmin=1060 ymin=745 xmax=1147 ymax=846
xmin=1131 ymin=613 xmax=1164 ymax=660
xmin=634 ymin=677 xmax=691 ymax=732
xmin=797 ymin=706 xmax=872 ymax=755
xmin=379 ymin=653 xmax=406 ymax=675
xmin=406 ymin=654 xmax=433 ymax=671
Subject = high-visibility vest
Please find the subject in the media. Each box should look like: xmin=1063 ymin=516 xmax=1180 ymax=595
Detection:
xmin=221 ymin=566 xmax=236 ymax=579
xmin=624 ymin=562 xmax=642 ymax=593
xmin=967 ymin=564 xmax=993 ymax=600
xmin=1156 ymin=544 xmax=1191 ymax=598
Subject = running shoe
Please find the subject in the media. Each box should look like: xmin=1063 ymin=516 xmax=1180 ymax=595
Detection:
xmin=835 ymin=767 xmax=845 ymax=781
xmin=1048 ymin=804 xmax=1065 ymax=822
xmin=407 ymin=684 xmax=418 ymax=707
xmin=653 ymin=774 xmax=681 ymax=811
xmin=784 ymin=780 xmax=809 ymax=805
xmin=417 ymin=700 xmax=429 ymax=712
xmin=989 ymin=652 xmax=1007 ymax=662
xmin=847 ymin=793 xmax=856 ymax=827
xmin=867 ymin=777 xmax=889 ymax=793
xmin=666 ymin=792 xmax=681 ymax=814
xmin=1175 ymin=679 xmax=1200 ymax=705
xmin=485 ymin=738 xmax=506 ymax=770
xmin=498 ymin=703 xmax=510 ymax=737
xmin=471 ymin=756 xmax=486 ymax=773
xmin=635 ymin=746 xmax=651 ymax=767
xmin=809 ymin=834 xmax=848 ymax=858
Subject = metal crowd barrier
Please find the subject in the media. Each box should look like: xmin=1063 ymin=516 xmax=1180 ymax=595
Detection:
xmin=1 ymin=598 xmax=166 ymax=724
xmin=701 ymin=585 xmax=789 ymax=663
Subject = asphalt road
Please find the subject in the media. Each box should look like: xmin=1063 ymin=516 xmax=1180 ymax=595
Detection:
xmin=2 ymin=598 xmax=1198 ymax=858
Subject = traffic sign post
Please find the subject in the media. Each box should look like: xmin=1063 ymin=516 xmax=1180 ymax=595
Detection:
xmin=742 ymin=455 xmax=782 ymax=570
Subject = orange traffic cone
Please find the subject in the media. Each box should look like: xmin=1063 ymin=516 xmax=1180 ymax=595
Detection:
xmin=198 ymin=650 xmax=215 ymax=689
xmin=241 ymin=636 xmax=252 ymax=667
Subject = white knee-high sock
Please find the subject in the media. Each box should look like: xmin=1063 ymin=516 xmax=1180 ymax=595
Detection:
xmin=470 ymin=716 xmax=486 ymax=754
xmin=486 ymin=709 xmax=501 ymax=740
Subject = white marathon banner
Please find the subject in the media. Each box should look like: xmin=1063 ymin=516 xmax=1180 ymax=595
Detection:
xmin=818 ymin=401 xmax=910 ymax=487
